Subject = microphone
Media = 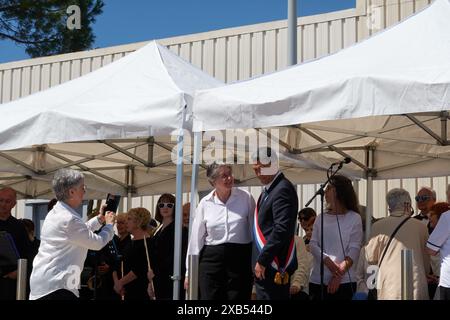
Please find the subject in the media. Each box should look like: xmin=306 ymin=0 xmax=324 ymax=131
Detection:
xmin=332 ymin=157 xmax=352 ymax=166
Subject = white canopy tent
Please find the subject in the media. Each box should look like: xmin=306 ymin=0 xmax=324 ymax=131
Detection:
xmin=0 ymin=41 xmax=223 ymax=299
xmin=192 ymin=0 xmax=450 ymax=239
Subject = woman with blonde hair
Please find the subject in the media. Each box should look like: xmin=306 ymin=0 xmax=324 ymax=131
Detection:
xmin=113 ymin=207 xmax=153 ymax=300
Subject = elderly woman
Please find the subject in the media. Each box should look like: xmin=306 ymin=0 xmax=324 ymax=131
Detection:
xmin=309 ymin=174 xmax=363 ymax=300
xmin=148 ymin=194 xmax=188 ymax=300
xmin=29 ymin=169 xmax=115 ymax=300
xmin=185 ymin=162 xmax=255 ymax=300
xmin=113 ymin=207 xmax=153 ymax=300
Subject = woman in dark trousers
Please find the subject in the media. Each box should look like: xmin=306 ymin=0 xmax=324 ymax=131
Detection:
xmin=149 ymin=193 xmax=188 ymax=300
xmin=185 ymin=163 xmax=255 ymax=300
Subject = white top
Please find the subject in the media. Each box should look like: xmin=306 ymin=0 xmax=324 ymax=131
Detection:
xmin=186 ymin=188 xmax=255 ymax=271
xmin=29 ymin=201 xmax=114 ymax=299
xmin=309 ymin=211 xmax=363 ymax=285
xmin=427 ymin=211 xmax=450 ymax=288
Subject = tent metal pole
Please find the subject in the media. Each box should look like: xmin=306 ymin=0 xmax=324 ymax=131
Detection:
xmin=126 ymin=166 xmax=134 ymax=211
xmin=187 ymin=131 xmax=202 ymax=299
xmin=288 ymin=0 xmax=297 ymax=66
xmin=366 ymin=147 xmax=375 ymax=243
xmin=173 ymin=109 xmax=187 ymax=300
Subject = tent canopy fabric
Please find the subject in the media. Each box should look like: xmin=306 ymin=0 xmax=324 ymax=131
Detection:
xmin=0 ymin=41 xmax=223 ymax=199
xmin=192 ymin=0 xmax=450 ymax=181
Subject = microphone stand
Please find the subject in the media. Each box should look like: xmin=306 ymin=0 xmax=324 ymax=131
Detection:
xmin=304 ymin=161 xmax=346 ymax=300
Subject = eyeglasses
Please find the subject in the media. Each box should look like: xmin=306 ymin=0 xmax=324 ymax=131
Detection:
xmin=415 ymin=195 xmax=431 ymax=202
xmin=158 ymin=202 xmax=174 ymax=209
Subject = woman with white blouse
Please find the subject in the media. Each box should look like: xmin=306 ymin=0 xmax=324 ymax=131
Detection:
xmin=309 ymin=174 xmax=363 ymax=300
xmin=185 ymin=163 xmax=255 ymax=300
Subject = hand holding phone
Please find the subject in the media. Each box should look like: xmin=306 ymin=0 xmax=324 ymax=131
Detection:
xmin=105 ymin=194 xmax=121 ymax=213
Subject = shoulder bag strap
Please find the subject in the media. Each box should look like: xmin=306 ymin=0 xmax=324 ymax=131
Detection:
xmin=378 ymin=217 xmax=410 ymax=268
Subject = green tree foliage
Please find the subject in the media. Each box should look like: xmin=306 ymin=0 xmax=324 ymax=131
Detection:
xmin=0 ymin=0 xmax=103 ymax=57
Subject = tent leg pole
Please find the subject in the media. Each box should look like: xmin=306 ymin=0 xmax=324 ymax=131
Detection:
xmin=173 ymin=127 xmax=185 ymax=300
xmin=187 ymin=131 xmax=201 ymax=300
xmin=365 ymin=147 xmax=375 ymax=243
xmin=287 ymin=0 xmax=297 ymax=66
xmin=126 ymin=166 xmax=134 ymax=211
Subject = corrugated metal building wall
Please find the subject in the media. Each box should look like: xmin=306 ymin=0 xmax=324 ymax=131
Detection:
xmin=1 ymin=0 xmax=446 ymax=219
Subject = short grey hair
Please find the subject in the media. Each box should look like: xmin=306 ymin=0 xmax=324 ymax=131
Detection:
xmin=386 ymin=188 xmax=411 ymax=212
xmin=206 ymin=162 xmax=232 ymax=186
xmin=418 ymin=186 xmax=436 ymax=200
xmin=52 ymin=169 xmax=84 ymax=201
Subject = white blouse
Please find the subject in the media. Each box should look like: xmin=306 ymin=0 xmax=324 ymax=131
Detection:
xmin=186 ymin=188 xmax=255 ymax=268
xmin=309 ymin=210 xmax=363 ymax=285
xmin=29 ymin=201 xmax=114 ymax=299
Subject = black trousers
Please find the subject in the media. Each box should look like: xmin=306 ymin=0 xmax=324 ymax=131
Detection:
xmin=37 ymin=289 xmax=78 ymax=300
xmin=439 ymin=286 xmax=450 ymax=300
xmin=199 ymin=243 xmax=252 ymax=300
xmin=255 ymin=277 xmax=290 ymax=300
xmin=309 ymin=282 xmax=356 ymax=300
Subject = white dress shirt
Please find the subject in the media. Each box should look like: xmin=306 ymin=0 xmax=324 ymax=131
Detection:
xmin=186 ymin=188 xmax=255 ymax=271
xmin=29 ymin=201 xmax=114 ymax=299
xmin=309 ymin=210 xmax=363 ymax=285
xmin=427 ymin=211 xmax=450 ymax=288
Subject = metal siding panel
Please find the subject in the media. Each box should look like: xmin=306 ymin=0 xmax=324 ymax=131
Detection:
xmin=251 ymin=32 xmax=264 ymax=77
xmin=191 ymin=41 xmax=203 ymax=70
xmin=81 ymin=58 xmax=91 ymax=76
xmin=303 ymin=24 xmax=316 ymax=61
xmin=415 ymin=0 xmax=430 ymax=11
xmin=102 ymin=54 xmax=113 ymax=67
xmin=71 ymin=60 xmax=81 ymax=79
xmin=239 ymin=34 xmax=251 ymax=80
xmin=343 ymin=17 xmax=357 ymax=48
xmin=202 ymin=39 xmax=215 ymax=77
xmin=297 ymin=25 xmax=303 ymax=63
xmin=400 ymin=0 xmax=414 ymax=19
xmin=316 ymin=22 xmax=329 ymax=58
xmin=264 ymin=30 xmax=277 ymax=73
xmin=359 ymin=179 xmax=367 ymax=206
xmin=2 ymin=69 xmax=12 ymax=103
xmin=11 ymin=68 xmax=21 ymax=101
xmin=50 ymin=62 xmax=61 ymax=87
xmin=168 ymin=44 xmax=180 ymax=55
xmin=227 ymin=36 xmax=239 ymax=83
xmin=386 ymin=0 xmax=400 ymax=27
xmin=433 ymin=176 xmax=447 ymax=201
xmin=21 ymin=66 xmax=31 ymax=98
xmin=61 ymin=61 xmax=71 ymax=83
xmin=356 ymin=14 xmax=370 ymax=42
xmin=179 ymin=43 xmax=191 ymax=62
xmin=329 ymin=19 xmax=343 ymax=54
xmin=91 ymin=56 xmax=103 ymax=71
xmin=30 ymin=65 xmax=41 ymax=94
xmin=112 ymin=53 xmax=124 ymax=62
xmin=0 ymin=71 xmax=2 ymax=103
xmin=387 ymin=179 xmax=401 ymax=190
xmin=276 ymin=28 xmax=287 ymax=70
xmin=215 ymin=38 xmax=227 ymax=82
xmin=373 ymin=180 xmax=387 ymax=218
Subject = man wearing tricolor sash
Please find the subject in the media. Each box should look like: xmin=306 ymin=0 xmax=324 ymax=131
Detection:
xmin=252 ymin=147 xmax=298 ymax=300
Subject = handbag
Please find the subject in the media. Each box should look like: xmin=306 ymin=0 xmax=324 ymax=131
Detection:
xmin=368 ymin=216 xmax=410 ymax=300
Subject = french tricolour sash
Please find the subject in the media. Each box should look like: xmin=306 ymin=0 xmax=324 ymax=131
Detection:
xmin=253 ymin=193 xmax=296 ymax=284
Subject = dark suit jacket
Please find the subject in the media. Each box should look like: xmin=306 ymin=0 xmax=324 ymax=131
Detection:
xmin=253 ymin=172 xmax=298 ymax=278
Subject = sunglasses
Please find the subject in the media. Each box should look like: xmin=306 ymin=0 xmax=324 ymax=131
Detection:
xmin=158 ymin=202 xmax=174 ymax=209
xmin=415 ymin=195 xmax=431 ymax=202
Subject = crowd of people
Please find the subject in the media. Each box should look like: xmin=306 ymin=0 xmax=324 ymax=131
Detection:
xmin=0 ymin=147 xmax=449 ymax=301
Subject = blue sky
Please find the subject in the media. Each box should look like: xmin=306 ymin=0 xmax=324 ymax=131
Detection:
xmin=0 ymin=0 xmax=356 ymax=64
